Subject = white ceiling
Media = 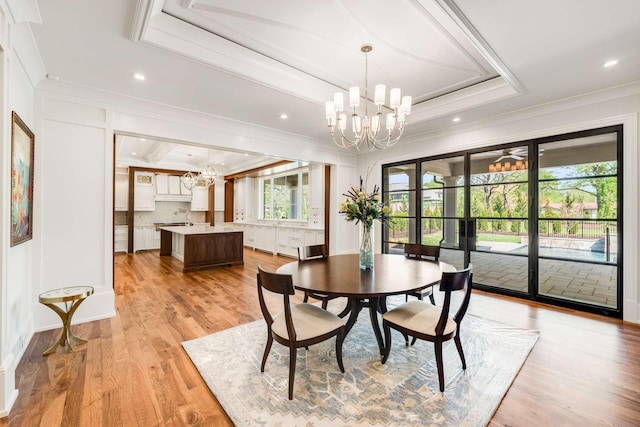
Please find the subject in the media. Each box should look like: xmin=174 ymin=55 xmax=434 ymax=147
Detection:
xmin=29 ymin=0 xmax=640 ymax=170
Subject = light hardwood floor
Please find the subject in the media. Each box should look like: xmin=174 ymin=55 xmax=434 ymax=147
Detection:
xmin=3 ymin=249 xmax=640 ymax=426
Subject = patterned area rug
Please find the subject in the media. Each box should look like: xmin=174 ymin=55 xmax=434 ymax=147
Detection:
xmin=182 ymin=297 xmax=539 ymax=426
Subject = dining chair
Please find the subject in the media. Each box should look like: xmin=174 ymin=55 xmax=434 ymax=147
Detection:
xmin=256 ymin=265 xmax=345 ymax=400
xmin=298 ymin=244 xmax=341 ymax=310
xmin=381 ymin=264 xmax=473 ymax=392
xmin=403 ymin=243 xmax=440 ymax=304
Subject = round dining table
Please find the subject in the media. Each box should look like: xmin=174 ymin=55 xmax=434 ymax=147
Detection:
xmin=277 ymin=253 xmax=453 ymax=354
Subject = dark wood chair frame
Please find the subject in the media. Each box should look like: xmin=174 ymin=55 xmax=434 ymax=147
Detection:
xmin=382 ymin=266 xmax=473 ymax=392
xmin=403 ymin=243 xmax=440 ymax=305
xmin=299 ymin=244 xmax=343 ymax=310
xmin=257 ymin=265 xmax=345 ymax=400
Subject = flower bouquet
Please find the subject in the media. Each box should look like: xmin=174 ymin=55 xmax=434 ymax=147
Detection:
xmin=339 ymin=177 xmax=391 ymax=270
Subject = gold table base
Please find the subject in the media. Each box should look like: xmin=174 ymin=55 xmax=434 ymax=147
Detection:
xmin=39 ymin=286 xmax=94 ymax=356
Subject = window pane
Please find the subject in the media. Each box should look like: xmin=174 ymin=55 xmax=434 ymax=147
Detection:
xmin=386 ymin=218 xmax=417 ymax=244
xmin=384 ymin=163 xmax=416 ymax=191
xmin=273 ymin=175 xmax=289 ymax=219
xmin=422 ymin=156 xmax=465 ymax=186
xmin=302 ymin=172 xmax=309 ymax=220
xmin=385 ymin=191 xmax=416 ymax=216
xmin=539 ymin=133 xmax=617 ymax=176
xmin=540 ymin=178 xmax=617 ymax=220
xmin=262 ymin=179 xmax=272 ymax=219
xmin=470 ymin=183 xmax=528 ymax=218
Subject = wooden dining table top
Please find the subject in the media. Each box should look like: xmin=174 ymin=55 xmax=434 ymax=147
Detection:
xmin=276 ymin=253 xmax=454 ymax=298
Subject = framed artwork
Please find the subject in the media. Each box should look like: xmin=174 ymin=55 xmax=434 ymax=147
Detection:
xmin=10 ymin=111 xmax=35 ymax=247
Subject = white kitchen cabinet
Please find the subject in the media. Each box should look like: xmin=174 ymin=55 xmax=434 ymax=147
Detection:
xmin=304 ymin=229 xmax=324 ymax=247
xmin=114 ymin=225 xmax=128 ymax=253
xmin=115 ymin=172 xmax=129 ymax=211
xmin=191 ymin=186 xmax=209 ymax=211
xmin=234 ymin=177 xmax=254 ymax=222
xmin=214 ymin=182 xmax=225 ymax=211
xmin=134 ymin=225 xmax=160 ymax=252
xmin=277 ymin=227 xmax=304 ymax=258
xmin=156 ymin=174 xmax=169 ymax=195
xmin=134 ymin=172 xmax=155 ymax=211
xmin=168 ymin=175 xmax=182 ymax=195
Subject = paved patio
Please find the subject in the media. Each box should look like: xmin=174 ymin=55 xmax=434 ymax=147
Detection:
xmin=439 ymin=248 xmax=618 ymax=308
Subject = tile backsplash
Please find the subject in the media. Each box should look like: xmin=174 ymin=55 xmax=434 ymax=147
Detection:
xmin=133 ymin=201 xmax=206 ymax=226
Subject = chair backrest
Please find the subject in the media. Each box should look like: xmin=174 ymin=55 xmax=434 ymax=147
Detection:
xmin=256 ymin=265 xmax=297 ymax=341
xmin=298 ymin=244 xmax=328 ymax=261
xmin=435 ymin=264 xmax=473 ymax=335
xmin=404 ymin=243 xmax=440 ymax=262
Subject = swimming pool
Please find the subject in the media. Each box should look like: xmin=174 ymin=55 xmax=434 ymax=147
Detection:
xmin=510 ymin=245 xmax=617 ymax=263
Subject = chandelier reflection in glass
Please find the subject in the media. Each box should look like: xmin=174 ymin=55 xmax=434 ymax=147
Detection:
xmin=488 ymin=159 xmax=528 ymax=173
xmin=181 ymin=149 xmax=216 ymax=190
xmin=325 ymin=45 xmax=412 ymax=151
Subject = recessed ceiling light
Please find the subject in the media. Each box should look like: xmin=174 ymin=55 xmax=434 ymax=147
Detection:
xmin=244 ymin=153 xmax=249 ymax=156
xmin=140 ymin=138 xmax=146 ymax=141
xmin=131 ymin=152 xmax=137 ymax=155
xmin=603 ymin=59 xmax=618 ymax=68
xmin=452 ymin=117 xmax=461 ymax=122
xmin=221 ymin=162 xmax=225 ymax=166
xmin=280 ymin=113 xmax=288 ymax=119
xmin=133 ymin=73 xmax=145 ymax=81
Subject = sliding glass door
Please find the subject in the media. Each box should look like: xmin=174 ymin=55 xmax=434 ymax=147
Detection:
xmin=536 ymin=132 xmax=619 ymax=309
xmin=467 ymin=146 xmax=530 ymax=295
xmin=382 ymin=125 xmax=622 ymax=317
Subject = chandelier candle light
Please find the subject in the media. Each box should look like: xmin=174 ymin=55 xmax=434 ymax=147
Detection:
xmin=181 ymin=150 xmax=217 ymax=190
xmin=339 ymin=177 xmax=392 ymax=270
xmin=326 ymin=45 xmax=412 ymax=151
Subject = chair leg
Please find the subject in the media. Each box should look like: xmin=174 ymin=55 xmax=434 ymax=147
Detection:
xmin=402 ymin=332 xmax=410 ymax=346
xmin=434 ymin=340 xmax=445 ymax=392
xmin=381 ymin=322 xmax=392 ymax=364
xmin=321 ymin=299 xmax=329 ymax=310
xmin=429 ymin=292 xmax=436 ymax=305
xmin=303 ymin=292 xmax=309 ymax=303
xmin=454 ymin=333 xmax=467 ymax=370
xmin=261 ymin=334 xmax=273 ymax=372
xmin=410 ymin=336 xmax=418 ymax=346
xmin=335 ymin=329 xmax=345 ymax=373
xmin=288 ymin=346 xmax=297 ymax=400
xmin=337 ymin=301 xmax=350 ymax=318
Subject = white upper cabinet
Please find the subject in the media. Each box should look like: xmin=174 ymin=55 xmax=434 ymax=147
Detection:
xmin=134 ymin=171 xmax=156 ymax=211
xmin=156 ymin=174 xmax=169 ymax=194
xmin=168 ymin=175 xmax=182 ymax=195
xmin=191 ymin=186 xmax=209 ymax=211
xmin=115 ymin=172 xmax=129 ymax=211
xmin=214 ymin=182 xmax=225 ymax=211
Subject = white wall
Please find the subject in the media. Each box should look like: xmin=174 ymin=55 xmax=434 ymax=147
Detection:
xmin=0 ymin=0 xmax=45 ymax=416
xmin=359 ymin=83 xmax=640 ymax=323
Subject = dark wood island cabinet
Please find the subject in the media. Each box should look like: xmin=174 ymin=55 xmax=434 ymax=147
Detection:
xmin=159 ymin=225 xmax=243 ymax=272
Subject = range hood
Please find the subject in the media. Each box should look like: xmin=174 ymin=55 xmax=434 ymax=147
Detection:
xmin=155 ymin=194 xmax=191 ymax=202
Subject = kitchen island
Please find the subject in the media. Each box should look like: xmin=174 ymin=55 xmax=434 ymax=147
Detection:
xmin=159 ymin=225 xmax=243 ymax=272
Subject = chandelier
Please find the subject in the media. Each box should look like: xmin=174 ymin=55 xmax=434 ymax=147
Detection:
xmin=181 ymin=150 xmax=216 ymax=190
xmin=488 ymin=149 xmax=528 ymax=173
xmin=325 ymin=44 xmax=412 ymax=151
xmin=489 ymin=159 xmax=528 ymax=173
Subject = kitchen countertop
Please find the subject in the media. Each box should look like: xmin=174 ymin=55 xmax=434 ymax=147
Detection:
xmin=159 ymin=225 xmax=240 ymax=235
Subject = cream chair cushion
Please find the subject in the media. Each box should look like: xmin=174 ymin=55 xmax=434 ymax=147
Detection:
xmin=383 ymin=300 xmax=457 ymax=336
xmin=272 ymin=303 xmax=344 ymax=341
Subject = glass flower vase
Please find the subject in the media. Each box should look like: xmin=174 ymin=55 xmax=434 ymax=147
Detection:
xmin=359 ymin=222 xmax=374 ymax=270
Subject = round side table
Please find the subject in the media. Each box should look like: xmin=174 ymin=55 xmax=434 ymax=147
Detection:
xmin=38 ymin=286 xmax=94 ymax=356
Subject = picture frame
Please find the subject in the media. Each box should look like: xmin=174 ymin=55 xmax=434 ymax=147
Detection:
xmin=10 ymin=111 xmax=35 ymax=247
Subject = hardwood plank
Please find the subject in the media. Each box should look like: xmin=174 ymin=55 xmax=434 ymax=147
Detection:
xmin=2 ymin=248 xmax=640 ymax=426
